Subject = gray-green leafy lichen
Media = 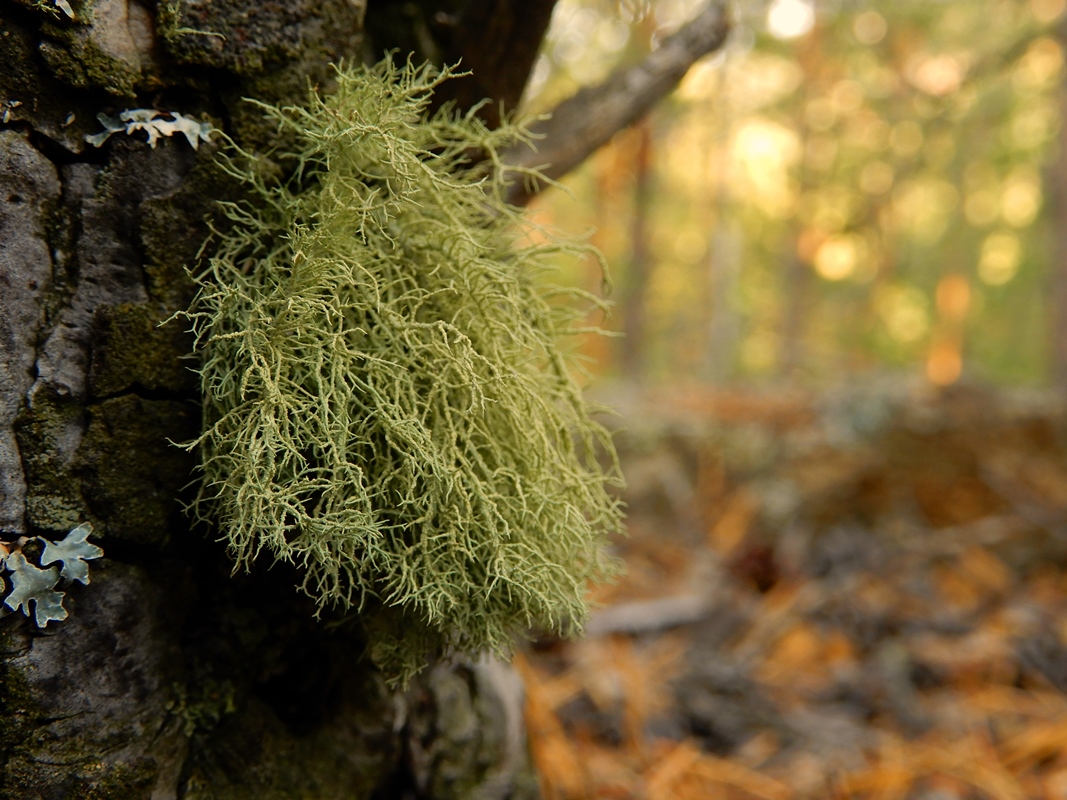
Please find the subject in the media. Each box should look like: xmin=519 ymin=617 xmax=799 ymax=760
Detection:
xmin=85 ymin=108 xmax=214 ymax=149
xmin=180 ymin=58 xmax=625 ymax=685
xmin=1 ymin=523 xmax=103 ymax=627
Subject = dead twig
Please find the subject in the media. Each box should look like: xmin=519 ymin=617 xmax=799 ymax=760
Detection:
xmin=586 ymin=594 xmax=716 ymax=637
xmin=504 ymin=0 xmax=732 ymax=206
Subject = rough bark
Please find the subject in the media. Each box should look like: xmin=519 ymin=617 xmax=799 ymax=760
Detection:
xmin=0 ymin=1 xmax=541 ymax=797
xmin=364 ymin=0 xmax=559 ymax=129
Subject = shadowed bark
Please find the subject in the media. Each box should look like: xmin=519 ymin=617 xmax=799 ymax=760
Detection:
xmin=365 ymin=0 xmax=559 ymax=129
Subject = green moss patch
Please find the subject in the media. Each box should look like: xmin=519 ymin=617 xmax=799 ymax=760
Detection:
xmin=81 ymin=395 xmax=197 ymax=546
xmin=90 ymin=303 xmax=196 ymax=397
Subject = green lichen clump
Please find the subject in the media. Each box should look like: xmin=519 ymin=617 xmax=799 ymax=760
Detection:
xmin=184 ymin=59 xmax=623 ymax=682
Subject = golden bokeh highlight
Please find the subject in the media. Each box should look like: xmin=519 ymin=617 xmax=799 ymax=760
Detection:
xmin=853 ymin=11 xmax=888 ymax=45
xmin=927 ymin=337 xmax=964 ymax=384
xmin=979 ymin=232 xmax=1022 ymax=286
xmin=813 ymin=235 xmax=861 ymax=281
xmin=1030 ymin=0 xmax=1067 ymax=23
xmin=937 ymin=274 xmax=972 ymax=323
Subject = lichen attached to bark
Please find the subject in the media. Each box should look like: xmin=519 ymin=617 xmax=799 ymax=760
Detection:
xmin=181 ymin=58 xmax=624 ymax=684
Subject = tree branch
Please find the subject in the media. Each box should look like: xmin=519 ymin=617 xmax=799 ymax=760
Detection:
xmin=504 ymin=0 xmax=732 ymax=207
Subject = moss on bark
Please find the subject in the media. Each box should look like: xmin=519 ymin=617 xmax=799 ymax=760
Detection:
xmin=90 ymin=304 xmax=197 ymax=397
xmin=14 ymin=390 xmax=87 ymax=535
xmin=81 ymin=394 xmax=197 ymax=546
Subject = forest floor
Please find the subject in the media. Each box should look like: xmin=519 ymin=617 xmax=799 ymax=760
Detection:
xmin=518 ymin=380 xmax=1067 ymax=799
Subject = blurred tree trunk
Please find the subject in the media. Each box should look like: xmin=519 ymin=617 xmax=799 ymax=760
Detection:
xmin=0 ymin=1 xmax=554 ymax=797
xmin=1050 ymin=15 xmax=1067 ymax=391
xmin=779 ymin=24 xmax=824 ymax=381
xmin=621 ymin=121 xmax=655 ymax=381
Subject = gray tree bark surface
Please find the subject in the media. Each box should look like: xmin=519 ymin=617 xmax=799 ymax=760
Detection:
xmin=0 ymin=1 xmax=541 ymax=797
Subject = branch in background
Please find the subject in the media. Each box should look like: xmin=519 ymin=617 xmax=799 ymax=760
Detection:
xmin=504 ymin=0 xmax=732 ymax=207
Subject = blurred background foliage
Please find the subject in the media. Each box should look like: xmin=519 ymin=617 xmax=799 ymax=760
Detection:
xmin=521 ymin=0 xmax=1067 ymax=390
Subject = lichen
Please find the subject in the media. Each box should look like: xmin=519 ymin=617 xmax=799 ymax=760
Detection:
xmin=1 ymin=523 xmax=104 ymax=627
xmin=165 ymin=678 xmax=237 ymax=736
xmin=25 ymin=0 xmax=74 ymax=20
xmin=85 ymin=109 xmax=214 ymax=150
xmin=180 ymin=58 xmax=624 ymax=684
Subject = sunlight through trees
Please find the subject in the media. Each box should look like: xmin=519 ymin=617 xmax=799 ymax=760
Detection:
xmin=528 ymin=0 xmax=1067 ymax=388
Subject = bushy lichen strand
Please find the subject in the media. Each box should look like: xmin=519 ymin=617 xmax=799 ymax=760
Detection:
xmin=184 ymin=59 xmax=623 ymax=682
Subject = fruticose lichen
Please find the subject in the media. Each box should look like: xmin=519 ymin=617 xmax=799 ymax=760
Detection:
xmin=180 ymin=58 xmax=624 ymax=683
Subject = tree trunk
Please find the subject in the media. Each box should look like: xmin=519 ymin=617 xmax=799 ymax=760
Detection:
xmin=621 ymin=121 xmax=654 ymax=381
xmin=0 ymin=1 xmax=545 ymax=796
xmin=1049 ymin=15 xmax=1067 ymax=391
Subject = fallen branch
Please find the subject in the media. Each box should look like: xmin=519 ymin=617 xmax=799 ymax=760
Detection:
xmin=585 ymin=594 xmax=714 ymax=636
xmin=504 ymin=0 xmax=732 ymax=206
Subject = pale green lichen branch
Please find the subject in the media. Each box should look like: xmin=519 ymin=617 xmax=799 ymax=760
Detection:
xmin=177 ymin=58 xmax=624 ymax=685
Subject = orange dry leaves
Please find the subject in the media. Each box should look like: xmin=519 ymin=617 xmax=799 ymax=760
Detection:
xmin=521 ymin=386 xmax=1067 ymax=800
